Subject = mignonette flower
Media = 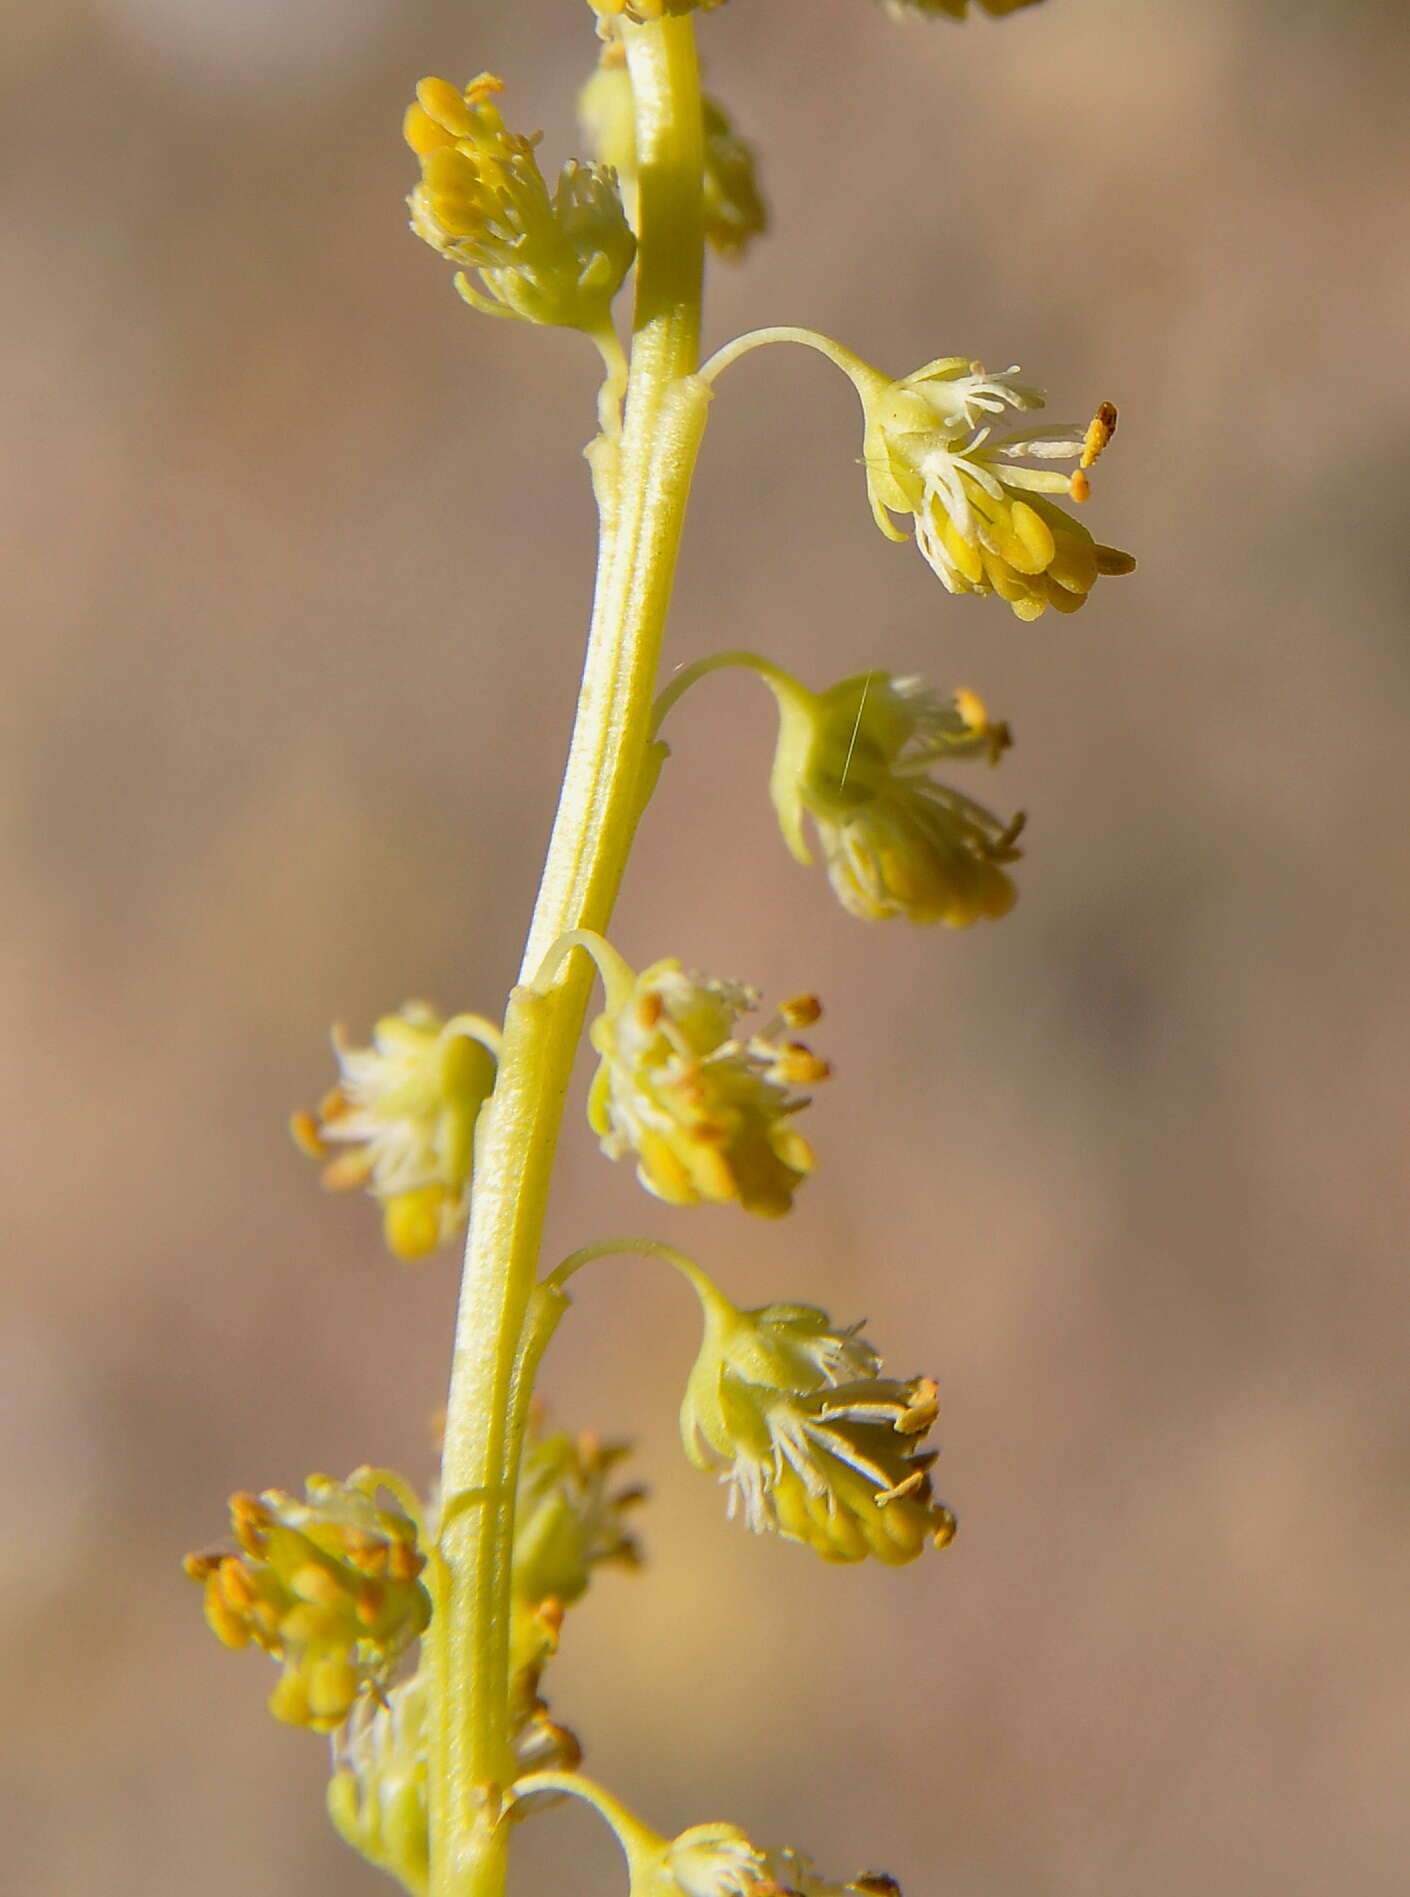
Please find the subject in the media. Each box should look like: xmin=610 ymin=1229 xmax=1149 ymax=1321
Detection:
xmin=859 ymin=355 xmax=1134 ymax=619
xmin=291 ymin=1001 xmax=498 ymax=1261
xmin=579 ymin=58 xmax=766 ymax=259
xmin=184 ymin=1473 xmax=430 ymax=1732
xmin=766 ymin=665 xmax=1023 ymax=925
xmin=680 ymin=1287 xmax=956 ymax=1565
xmin=404 ymin=74 xmax=636 ymax=330
xmin=586 ymin=955 xmax=828 ymax=1217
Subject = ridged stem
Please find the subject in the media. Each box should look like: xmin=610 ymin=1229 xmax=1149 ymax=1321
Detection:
xmin=428 ymin=18 xmax=708 ymax=1897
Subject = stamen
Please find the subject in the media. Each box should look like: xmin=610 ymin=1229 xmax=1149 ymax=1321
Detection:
xmin=1081 ymin=401 xmax=1118 ymax=469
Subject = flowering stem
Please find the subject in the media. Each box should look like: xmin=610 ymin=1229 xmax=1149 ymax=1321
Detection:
xmin=430 ymin=17 xmax=708 ymax=1897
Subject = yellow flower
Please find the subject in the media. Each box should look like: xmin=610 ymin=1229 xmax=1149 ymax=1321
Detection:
xmin=184 ymin=1472 xmax=430 ymax=1733
xmin=860 ymin=355 xmax=1134 ymax=619
xmin=587 ymin=957 xmax=828 ymax=1217
xmin=291 ymin=1002 xmax=498 ymax=1261
xmin=579 ymin=59 xmax=767 ymax=259
xmin=404 ymin=74 xmax=635 ymax=329
xmin=680 ymin=1291 xmax=956 ymax=1565
xmin=766 ymin=666 xmax=1022 ymax=925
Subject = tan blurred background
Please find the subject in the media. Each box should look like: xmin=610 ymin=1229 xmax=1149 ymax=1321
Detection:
xmin=4 ymin=0 xmax=1409 ymax=1892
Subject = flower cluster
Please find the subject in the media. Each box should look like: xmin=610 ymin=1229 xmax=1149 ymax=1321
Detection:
xmin=861 ymin=356 xmax=1134 ymax=618
xmin=405 ymin=74 xmax=636 ymax=329
xmin=767 ymin=666 xmax=1022 ymax=925
xmin=184 ymin=1473 xmax=430 ymax=1732
xmin=291 ymin=1001 xmax=498 ymax=1261
xmin=326 ymin=1420 xmax=643 ymax=1893
xmin=681 ymin=1292 xmax=955 ymax=1564
xmin=587 ymin=958 xmax=828 ymax=1217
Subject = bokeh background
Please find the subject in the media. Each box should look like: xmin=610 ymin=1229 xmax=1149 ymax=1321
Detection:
xmin=4 ymin=1 xmax=1409 ymax=1892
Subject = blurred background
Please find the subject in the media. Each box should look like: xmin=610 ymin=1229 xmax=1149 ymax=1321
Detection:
xmin=4 ymin=0 xmax=1409 ymax=1892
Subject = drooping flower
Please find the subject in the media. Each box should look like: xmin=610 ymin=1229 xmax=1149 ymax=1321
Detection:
xmin=765 ymin=665 xmax=1023 ymax=925
xmin=291 ymin=1001 xmax=498 ymax=1260
xmin=859 ymin=355 xmax=1134 ymax=619
xmin=587 ymin=956 xmax=828 ymax=1217
xmin=185 ymin=1472 xmax=430 ymax=1732
xmin=680 ymin=1288 xmax=956 ymax=1565
xmin=404 ymin=74 xmax=635 ymax=329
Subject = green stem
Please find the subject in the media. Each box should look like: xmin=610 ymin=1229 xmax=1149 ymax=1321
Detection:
xmin=512 ymin=1773 xmax=665 ymax=1882
xmin=429 ymin=18 xmax=708 ymax=1897
xmin=544 ymin=1235 xmax=721 ymax=1310
xmin=650 ymin=648 xmax=809 ymax=737
xmin=698 ymin=324 xmax=888 ymax=404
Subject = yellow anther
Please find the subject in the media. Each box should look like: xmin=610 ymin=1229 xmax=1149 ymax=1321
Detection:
xmin=779 ymin=993 xmax=823 ymax=1029
xmin=1081 ymin=401 xmax=1118 ymax=469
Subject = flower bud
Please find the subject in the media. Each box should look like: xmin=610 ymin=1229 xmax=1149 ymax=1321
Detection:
xmin=513 ymin=1423 xmax=643 ymax=1623
xmin=680 ymin=1290 xmax=955 ymax=1565
xmin=587 ymin=958 xmax=828 ymax=1217
xmin=405 ymin=74 xmax=635 ymax=330
xmin=184 ymin=1472 xmax=430 ymax=1732
xmin=327 ymin=1675 xmax=432 ymax=1897
xmin=579 ymin=60 xmax=766 ymax=259
xmin=767 ymin=668 xmax=1022 ymax=925
xmin=291 ymin=1001 xmax=497 ymax=1261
